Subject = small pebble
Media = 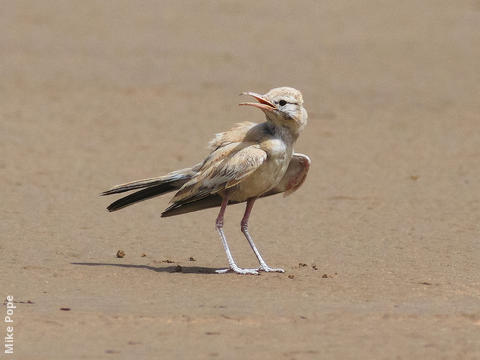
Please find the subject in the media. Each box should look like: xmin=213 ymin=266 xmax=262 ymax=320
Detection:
xmin=105 ymin=350 xmax=120 ymax=354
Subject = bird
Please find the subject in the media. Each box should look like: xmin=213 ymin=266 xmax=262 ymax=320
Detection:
xmin=101 ymin=87 xmax=311 ymax=275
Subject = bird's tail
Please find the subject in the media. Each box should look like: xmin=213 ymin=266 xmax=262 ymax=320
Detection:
xmin=101 ymin=167 xmax=197 ymax=212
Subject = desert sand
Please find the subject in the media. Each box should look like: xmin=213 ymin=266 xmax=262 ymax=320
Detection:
xmin=1 ymin=1 xmax=480 ymax=359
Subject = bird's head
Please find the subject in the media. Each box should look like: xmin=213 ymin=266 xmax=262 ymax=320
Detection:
xmin=240 ymin=87 xmax=308 ymax=136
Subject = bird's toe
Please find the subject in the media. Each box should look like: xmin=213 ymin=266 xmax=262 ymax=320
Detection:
xmin=259 ymin=266 xmax=285 ymax=273
xmin=216 ymin=267 xmax=259 ymax=275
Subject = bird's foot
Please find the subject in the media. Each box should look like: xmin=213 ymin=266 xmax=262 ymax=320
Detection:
xmin=216 ymin=266 xmax=259 ymax=275
xmin=258 ymin=265 xmax=285 ymax=273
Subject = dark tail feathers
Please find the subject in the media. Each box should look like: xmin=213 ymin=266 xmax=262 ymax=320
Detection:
xmin=102 ymin=169 xmax=195 ymax=212
xmin=106 ymin=182 xmax=181 ymax=212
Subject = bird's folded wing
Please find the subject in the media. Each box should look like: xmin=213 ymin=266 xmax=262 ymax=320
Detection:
xmin=170 ymin=144 xmax=267 ymax=205
xmin=262 ymin=153 xmax=311 ymax=197
xmin=162 ymin=152 xmax=310 ymax=217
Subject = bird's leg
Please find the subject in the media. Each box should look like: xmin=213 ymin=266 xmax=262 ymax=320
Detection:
xmin=241 ymin=198 xmax=285 ymax=273
xmin=215 ymin=193 xmax=259 ymax=275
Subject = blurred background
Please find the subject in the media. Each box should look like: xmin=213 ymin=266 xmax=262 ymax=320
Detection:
xmin=1 ymin=1 xmax=479 ymax=359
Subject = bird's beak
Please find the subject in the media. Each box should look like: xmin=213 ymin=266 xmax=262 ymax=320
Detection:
xmin=239 ymin=92 xmax=276 ymax=112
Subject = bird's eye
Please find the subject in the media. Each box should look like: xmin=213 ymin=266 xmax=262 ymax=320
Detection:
xmin=278 ymin=100 xmax=287 ymax=106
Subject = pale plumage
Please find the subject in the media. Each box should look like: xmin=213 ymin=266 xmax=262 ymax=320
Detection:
xmin=102 ymin=87 xmax=310 ymax=275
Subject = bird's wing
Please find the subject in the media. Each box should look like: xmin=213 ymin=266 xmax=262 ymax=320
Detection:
xmin=262 ymin=153 xmax=311 ymax=197
xmin=169 ymin=144 xmax=267 ymax=205
xmin=163 ymin=152 xmax=310 ymax=217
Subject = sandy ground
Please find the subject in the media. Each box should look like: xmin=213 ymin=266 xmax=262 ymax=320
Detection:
xmin=1 ymin=1 xmax=480 ymax=359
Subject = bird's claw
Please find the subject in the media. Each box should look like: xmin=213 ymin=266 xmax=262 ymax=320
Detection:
xmin=215 ymin=265 xmax=284 ymax=274
xmin=258 ymin=266 xmax=285 ymax=273
xmin=216 ymin=267 xmax=259 ymax=275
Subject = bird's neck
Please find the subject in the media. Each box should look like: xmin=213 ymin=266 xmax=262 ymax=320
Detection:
xmin=265 ymin=121 xmax=299 ymax=145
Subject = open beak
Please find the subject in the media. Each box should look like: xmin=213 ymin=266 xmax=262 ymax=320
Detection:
xmin=239 ymin=92 xmax=276 ymax=112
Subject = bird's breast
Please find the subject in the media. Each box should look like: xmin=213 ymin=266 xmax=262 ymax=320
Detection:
xmin=228 ymin=138 xmax=293 ymax=202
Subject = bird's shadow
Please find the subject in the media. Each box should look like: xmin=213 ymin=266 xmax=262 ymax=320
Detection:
xmin=71 ymin=262 xmax=219 ymax=275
